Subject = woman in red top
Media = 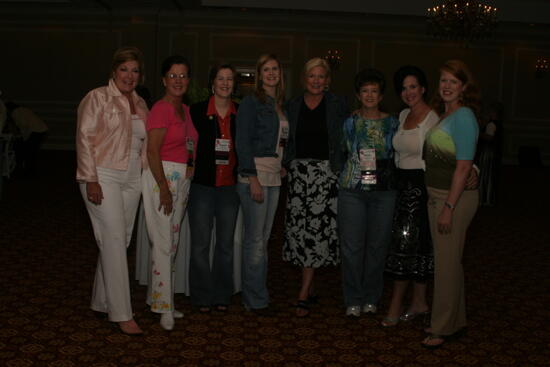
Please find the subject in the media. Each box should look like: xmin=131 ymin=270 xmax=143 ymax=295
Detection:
xmin=188 ymin=63 xmax=240 ymax=313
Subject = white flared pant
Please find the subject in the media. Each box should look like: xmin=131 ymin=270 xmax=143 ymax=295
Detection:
xmin=80 ymin=156 xmax=141 ymax=322
xmin=142 ymin=161 xmax=190 ymax=313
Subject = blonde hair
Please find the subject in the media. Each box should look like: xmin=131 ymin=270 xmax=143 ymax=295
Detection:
xmin=302 ymin=57 xmax=331 ymax=86
xmin=254 ymin=54 xmax=285 ymax=106
xmin=111 ymin=46 xmax=145 ymax=85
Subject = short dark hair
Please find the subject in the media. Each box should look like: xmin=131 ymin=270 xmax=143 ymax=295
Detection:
xmin=393 ymin=65 xmax=428 ymax=97
xmin=208 ymin=63 xmax=237 ymax=93
xmin=354 ymin=68 xmax=385 ymax=94
xmin=160 ymin=54 xmax=191 ymax=77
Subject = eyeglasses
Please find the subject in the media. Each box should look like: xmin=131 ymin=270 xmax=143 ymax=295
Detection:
xmin=167 ymin=73 xmax=188 ymax=79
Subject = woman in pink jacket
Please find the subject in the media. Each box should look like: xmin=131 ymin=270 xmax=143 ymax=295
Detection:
xmin=76 ymin=46 xmax=148 ymax=335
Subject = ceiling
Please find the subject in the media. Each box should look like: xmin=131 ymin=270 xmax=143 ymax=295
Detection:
xmin=202 ymin=0 xmax=550 ymax=24
xmin=0 ymin=0 xmax=549 ymax=24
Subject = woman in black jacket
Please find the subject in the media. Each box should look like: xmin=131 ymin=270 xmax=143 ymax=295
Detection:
xmin=188 ymin=63 xmax=239 ymax=313
xmin=282 ymin=57 xmax=348 ymax=317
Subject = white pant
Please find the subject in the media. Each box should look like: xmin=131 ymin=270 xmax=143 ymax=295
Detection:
xmin=80 ymin=157 xmax=141 ymax=322
xmin=142 ymin=161 xmax=190 ymax=313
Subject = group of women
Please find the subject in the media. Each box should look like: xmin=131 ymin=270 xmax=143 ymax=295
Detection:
xmin=76 ymin=45 xmax=480 ymax=349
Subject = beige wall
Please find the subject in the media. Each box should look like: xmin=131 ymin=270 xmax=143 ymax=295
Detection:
xmin=1 ymin=9 xmax=549 ymax=164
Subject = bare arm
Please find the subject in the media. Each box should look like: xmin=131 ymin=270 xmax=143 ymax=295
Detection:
xmin=147 ymin=128 xmax=172 ymax=215
xmin=437 ymin=159 xmax=473 ymax=234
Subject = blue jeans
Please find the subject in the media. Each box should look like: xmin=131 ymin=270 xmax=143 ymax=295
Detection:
xmin=338 ymin=188 xmax=397 ymax=307
xmin=237 ymin=182 xmax=280 ymax=309
xmin=188 ymin=183 xmax=240 ymax=306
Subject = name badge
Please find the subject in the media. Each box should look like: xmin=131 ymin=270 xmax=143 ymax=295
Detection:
xmin=359 ymin=148 xmax=377 ymax=185
xmin=186 ymin=137 xmax=195 ymax=166
xmin=279 ymin=126 xmax=289 ymax=148
xmin=215 ymin=138 xmax=231 ymax=165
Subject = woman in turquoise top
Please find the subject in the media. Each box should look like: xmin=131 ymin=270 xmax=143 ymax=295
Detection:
xmin=422 ymin=60 xmax=480 ymax=349
xmin=338 ymin=68 xmax=399 ymax=317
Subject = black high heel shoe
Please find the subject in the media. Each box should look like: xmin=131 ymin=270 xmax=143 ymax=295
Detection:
xmin=400 ymin=309 xmax=430 ymax=322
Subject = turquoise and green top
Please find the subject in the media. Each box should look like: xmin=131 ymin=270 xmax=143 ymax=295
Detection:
xmin=424 ymin=107 xmax=479 ymax=190
xmin=339 ymin=114 xmax=399 ymax=191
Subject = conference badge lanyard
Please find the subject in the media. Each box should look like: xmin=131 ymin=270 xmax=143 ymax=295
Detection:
xmin=215 ymin=138 xmax=231 ymax=165
xmin=359 ymin=148 xmax=377 ymax=185
xmin=186 ymin=137 xmax=195 ymax=167
xmin=279 ymin=126 xmax=289 ymax=148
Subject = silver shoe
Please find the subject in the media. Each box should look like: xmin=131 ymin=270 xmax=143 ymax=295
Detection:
xmin=400 ymin=310 xmax=429 ymax=321
xmin=362 ymin=304 xmax=377 ymax=314
xmin=346 ymin=306 xmax=361 ymax=317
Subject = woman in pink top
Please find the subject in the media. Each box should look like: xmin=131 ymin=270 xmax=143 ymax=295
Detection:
xmin=76 ymin=46 xmax=148 ymax=335
xmin=141 ymin=55 xmax=198 ymax=331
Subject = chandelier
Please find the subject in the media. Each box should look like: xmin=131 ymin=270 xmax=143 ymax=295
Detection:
xmin=427 ymin=1 xmax=498 ymax=43
xmin=324 ymin=50 xmax=342 ymax=71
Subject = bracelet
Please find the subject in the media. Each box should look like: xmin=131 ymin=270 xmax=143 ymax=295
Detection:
xmin=444 ymin=201 xmax=455 ymax=210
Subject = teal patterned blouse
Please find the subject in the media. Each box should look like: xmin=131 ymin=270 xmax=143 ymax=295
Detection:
xmin=339 ymin=114 xmax=399 ymax=191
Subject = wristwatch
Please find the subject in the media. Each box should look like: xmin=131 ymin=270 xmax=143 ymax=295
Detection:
xmin=444 ymin=201 xmax=455 ymax=210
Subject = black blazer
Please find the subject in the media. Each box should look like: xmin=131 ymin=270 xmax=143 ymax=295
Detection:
xmin=285 ymin=91 xmax=349 ymax=174
xmin=189 ymin=99 xmax=239 ymax=187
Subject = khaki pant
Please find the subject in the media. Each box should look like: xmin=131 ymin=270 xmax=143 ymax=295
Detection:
xmin=427 ymin=187 xmax=478 ymax=335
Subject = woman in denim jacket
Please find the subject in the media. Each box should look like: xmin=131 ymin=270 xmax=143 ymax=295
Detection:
xmin=236 ymin=54 xmax=290 ymax=314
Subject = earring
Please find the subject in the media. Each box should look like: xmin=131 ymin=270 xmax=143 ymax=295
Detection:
xmin=212 ymin=87 xmax=215 ymax=95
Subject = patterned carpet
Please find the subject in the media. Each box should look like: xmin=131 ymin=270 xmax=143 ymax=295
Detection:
xmin=0 ymin=151 xmax=548 ymax=366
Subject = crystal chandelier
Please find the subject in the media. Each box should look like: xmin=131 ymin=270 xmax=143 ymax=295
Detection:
xmin=427 ymin=1 xmax=498 ymax=43
xmin=324 ymin=50 xmax=342 ymax=71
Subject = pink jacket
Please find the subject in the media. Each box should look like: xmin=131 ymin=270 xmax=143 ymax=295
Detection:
xmin=76 ymin=79 xmax=149 ymax=182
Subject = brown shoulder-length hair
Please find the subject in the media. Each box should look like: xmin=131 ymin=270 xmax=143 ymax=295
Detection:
xmin=431 ymin=59 xmax=480 ymax=117
xmin=254 ymin=54 xmax=285 ymax=106
xmin=208 ymin=62 xmax=237 ymax=95
xmin=111 ymin=46 xmax=145 ymax=85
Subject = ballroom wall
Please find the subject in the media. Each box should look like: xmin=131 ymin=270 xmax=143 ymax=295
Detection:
xmin=1 ymin=7 xmax=549 ymax=164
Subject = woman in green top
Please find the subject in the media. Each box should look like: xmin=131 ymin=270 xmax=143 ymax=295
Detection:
xmin=422 ymin=60 xmax=480 ymax=349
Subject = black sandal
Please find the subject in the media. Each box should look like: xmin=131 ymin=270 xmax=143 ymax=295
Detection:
xmin=421 ymin=334 xmax=446 ymax=349
xmin=421 ymin=328 xmax=466 ymax=350
xmin=307 ymin=295 xmax=319 ymax=305
xmin=294 ymin=300 xmax=310 ymax=317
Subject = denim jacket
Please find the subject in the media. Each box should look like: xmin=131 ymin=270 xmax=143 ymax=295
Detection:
xmin=285 ymin=91 xmax=348 ymax=173
xmin=236 ymin=94 xmax=289 ymax=176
